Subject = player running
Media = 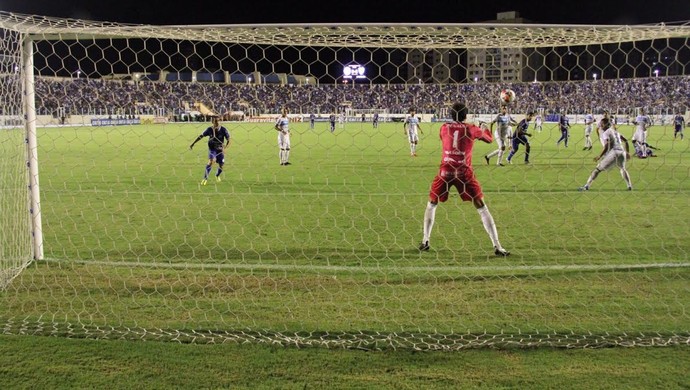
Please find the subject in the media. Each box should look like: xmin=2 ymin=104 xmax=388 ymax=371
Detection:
xmin=189 ymin=117 xmax=231 ymax=185
xmin=484 ymin=106 xmax=517 ymax=166
xmin=419 ymin=102 xmax=509 ymax=256
xmin=506 ymin=111 xmax=535 ymax=165
xmin=556 ymin=114 xmax=570 ymax=147
xmin=579 ymin=117 xmax=633 ymax=191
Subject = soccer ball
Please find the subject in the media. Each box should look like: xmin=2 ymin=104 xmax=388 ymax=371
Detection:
xmin=500 ymin=89 xmax=516 ymax=105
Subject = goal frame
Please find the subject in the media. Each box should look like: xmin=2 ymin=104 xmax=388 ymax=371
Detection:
xmin=23 ymin=37 xmax=43 ymax=261
xmin=0 ymin=12 xmax=690 ymax=349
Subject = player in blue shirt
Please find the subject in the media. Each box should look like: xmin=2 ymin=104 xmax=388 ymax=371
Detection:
xmin=373 ymin=112 xmax=379 ymax=128
xmin=309 ymin=113 xmax=316 ymax=129
xmin=674 ymin=114 xmax=685 ymax=140
xmin=556 ymin=114 xmax=570 ymax=147
xmin=506 ymin=112 xmax=535 ymax=164
xmin=189 ymin=117 xmax=231 ymax=185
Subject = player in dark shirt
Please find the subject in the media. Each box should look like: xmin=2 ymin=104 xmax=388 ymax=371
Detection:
xmin=329 ymin=114 xmax=336 ymax=133
xmin=506 ymin=112 xmax=535 ymax=164
xmin=674 ymin=114 xmax=685 ymax=140
xmin=556 ymin=114 xmax=570 ymax=147
xmin=189 ymin=117 xmax=231 ymax=185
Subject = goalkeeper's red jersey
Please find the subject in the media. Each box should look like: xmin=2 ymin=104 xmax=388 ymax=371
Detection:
xmin=438 ymin=121 xmax=493 ymax=170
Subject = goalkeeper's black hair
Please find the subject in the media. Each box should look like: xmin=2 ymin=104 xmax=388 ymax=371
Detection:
xmin=451 ymin=102 xmax=468 ymax=122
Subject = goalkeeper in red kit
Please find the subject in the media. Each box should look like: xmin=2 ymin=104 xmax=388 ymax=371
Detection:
xmin=419 ymin=102 xmax=509 ymax=256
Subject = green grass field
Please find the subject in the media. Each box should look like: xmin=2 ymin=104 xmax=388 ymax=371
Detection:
xmin=1 ymin=119 xmax=689 ymax=386
xmin=2 ymin=334 xmax=690 ymax=389
xmin=3 ymin=120 xmax=690 ymax=339
xmin=32 ymin=120 xmax=690 ymax=264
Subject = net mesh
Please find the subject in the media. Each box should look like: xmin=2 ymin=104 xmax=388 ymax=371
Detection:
xmin=0 ymin=26 xmax=31 ymax=289
xmin=1 ymin=11 xmax=690 ymax=349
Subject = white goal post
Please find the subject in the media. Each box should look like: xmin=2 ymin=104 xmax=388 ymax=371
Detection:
xmin=1 ymin=11 xmax=690 ymax=349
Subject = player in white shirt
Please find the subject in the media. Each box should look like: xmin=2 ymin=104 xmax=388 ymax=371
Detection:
xmin=596 ymin=111 xmax=616 ymax=148
xmin=403 ymin=108 xmax=424 ymax=157
xmin=533 ymin=114 xmax=543 ymax=133
xmin=583 ymin=113 xmax=595 ymax=150
xmin=274 ymin=107 xmax=291 ymax=165
xmin=338 ymin=112 xmax=345 ymax=129
xmin=484 ymin=106 xmax=517 ymax=166
xmin=632 ymin=109 xmax=652 ymax=158
xmin=579 ymin=117 xmax=632 ymax=191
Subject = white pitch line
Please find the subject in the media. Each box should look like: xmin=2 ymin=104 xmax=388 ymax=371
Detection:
xmin=39 ymin=258 xmax=690 ymax=274
xmin=46 ymin=188 xmax=688 ymax=197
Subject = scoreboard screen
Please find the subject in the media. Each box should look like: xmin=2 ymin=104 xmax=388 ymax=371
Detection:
xmin=343 ymin=64 xmax=366 ymax=79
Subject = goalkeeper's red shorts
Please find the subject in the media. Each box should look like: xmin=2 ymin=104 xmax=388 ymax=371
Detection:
xmin=428 ymin=168 xmax=483 ymax=203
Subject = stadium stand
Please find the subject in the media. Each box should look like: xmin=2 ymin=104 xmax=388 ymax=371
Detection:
xmin=33 ymin=75 xmax=690 ymax=118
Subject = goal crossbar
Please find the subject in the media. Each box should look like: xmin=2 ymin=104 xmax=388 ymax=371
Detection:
xmin=1 ymin=12 xmax=689 ymax=48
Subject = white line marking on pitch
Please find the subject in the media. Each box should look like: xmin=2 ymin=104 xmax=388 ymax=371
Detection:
xmin=39 ymin=258 xmax=690 ymax=274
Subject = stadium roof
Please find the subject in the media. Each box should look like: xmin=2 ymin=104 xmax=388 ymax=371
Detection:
xmin=1 ymin=11 xmax=689 ymax=49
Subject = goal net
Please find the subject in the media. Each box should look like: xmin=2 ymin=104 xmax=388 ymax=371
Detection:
xmin=1 ymin=12 xmax=690 ymax=349
xmin=0 ymin=28 xmax=32 ymax=289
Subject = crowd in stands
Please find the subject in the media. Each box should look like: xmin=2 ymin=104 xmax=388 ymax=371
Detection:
xmin=33 ymin=75 xmax=690 ymax=118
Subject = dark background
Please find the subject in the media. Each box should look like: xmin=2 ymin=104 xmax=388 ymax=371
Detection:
xmin=3 ymin=0 xmax=690 ymax=25
xmin=4 ymin=1 xmax=689 ymax=83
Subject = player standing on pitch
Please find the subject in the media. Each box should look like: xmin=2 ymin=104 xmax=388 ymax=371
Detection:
xmin=673 ymin=113 xmax=685 ymax=140
xmin=583 ymin=113 xmax=595 ymax=150
xmin=596 ymin=110 xmax=616 ymax=148
xmin=533 ymin=113 xmax=543 ymax=133
xmin=632 ymin=108 xmax=653 ymax=158
xmin=419 ymin=102 xmax=509 ymax=256
xmin=329 ymin=113 xmax=336 ymax=133
xmin=189 ymin=117 xmax=231 ymax=185
xmin=275 ymin=107 xmax=292 ymax=165
xmin=484 ymin=105 xmax=517 ymax=166
xmin=403 ymin=108 xmax=423 ymax=157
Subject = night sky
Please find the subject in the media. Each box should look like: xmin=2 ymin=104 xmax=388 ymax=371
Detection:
xmin=2 ymin=0 xmax=690 ymax=25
